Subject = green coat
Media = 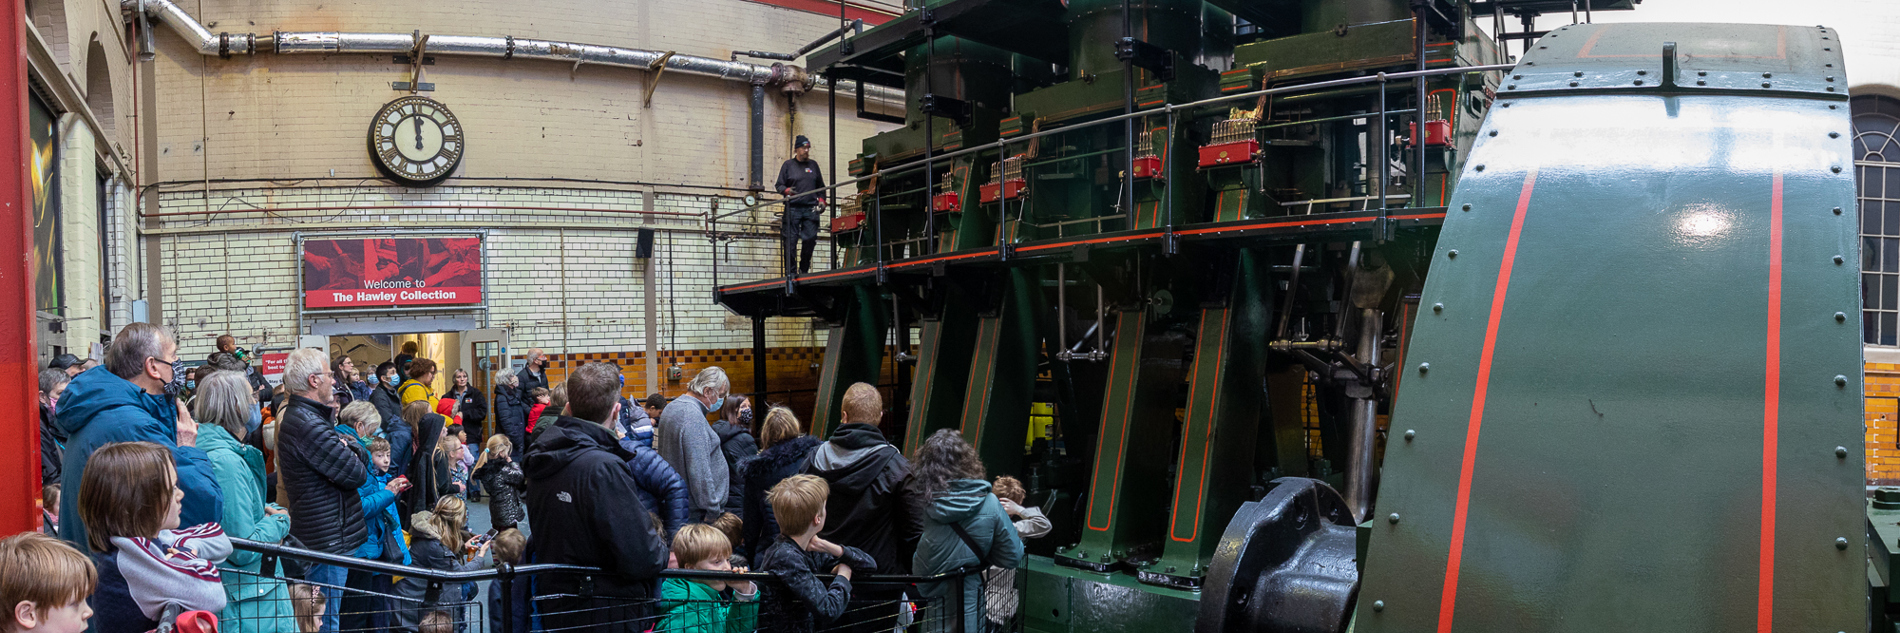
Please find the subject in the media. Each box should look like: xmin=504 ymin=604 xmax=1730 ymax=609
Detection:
xmin=655 ymin=576 xmax=758 ymax=633
xmin=913 ymin=479 xmax=1024 ymax=633
xmin=200 ymin=424 xmax=298 ymax=633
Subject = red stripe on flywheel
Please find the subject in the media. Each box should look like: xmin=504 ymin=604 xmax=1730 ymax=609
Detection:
xmin=1759 ymin=172 xmax=1784 ymax=633
xmin=1436 ymin=168 xmax=1538 ymax=633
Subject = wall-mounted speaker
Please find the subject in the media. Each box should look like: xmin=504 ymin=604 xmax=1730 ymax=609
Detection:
xmin=635 ymin=228 xmax=656 ymax=259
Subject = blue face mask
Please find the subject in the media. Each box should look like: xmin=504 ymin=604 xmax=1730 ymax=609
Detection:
xmin=247 ymin=406 xmax=263 ymax=434
xmin=703 ymin=397 xmax=724 ymax=414
xmin=385 ymin=374 xmax=400 ymax=387
xmin=185 ymin=380 xmax=197 ymax=391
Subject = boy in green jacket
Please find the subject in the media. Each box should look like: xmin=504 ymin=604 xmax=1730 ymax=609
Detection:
xmin=656 ymin=524 xmax=758 ymax=633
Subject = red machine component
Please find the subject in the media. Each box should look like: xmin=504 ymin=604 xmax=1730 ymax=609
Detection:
xmin=979 ymin=179 xmax=1026 ymax=203
xmin=1131 ymin=155 xmax=1163 ymax=179
xmin=1410 ymin=120 xmax=1452 ymax=147
xmin=932 ymin=191 xmax=962 ymax=213
xmin=830 ymin=211 xmax=866 ymax=234
xmin=1197 ymin=140 xmax=1260 ymax=168
xmin=2 ymin=1 xmax=37 ymax=534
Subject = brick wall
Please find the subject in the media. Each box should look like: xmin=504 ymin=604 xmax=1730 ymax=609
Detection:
xmin=1870 ymin=363 xmax=1900 ymax=484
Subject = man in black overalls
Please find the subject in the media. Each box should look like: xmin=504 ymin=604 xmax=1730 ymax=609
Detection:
xmin=774 ymin=135 xmax=826 ymax=275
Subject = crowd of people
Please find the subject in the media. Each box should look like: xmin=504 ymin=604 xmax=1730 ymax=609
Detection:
xmin=12 ymin=324 xmax=1047 ymax=633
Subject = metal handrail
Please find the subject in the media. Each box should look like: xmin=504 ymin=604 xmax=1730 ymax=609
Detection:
xmin=710 ymin=62 xmax=1515 ymax=223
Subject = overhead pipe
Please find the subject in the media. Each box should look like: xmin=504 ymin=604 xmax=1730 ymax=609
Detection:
xmin=132 ymin=0 xmax=255 ymax=57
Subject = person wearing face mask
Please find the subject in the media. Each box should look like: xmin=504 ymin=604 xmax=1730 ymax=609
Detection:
xmin=54 ymin=322 xmax=223 ymax=553
xmin=657 ymin=367 xmax=733 ymax=524
xmin=711 ymin=395 xmax=758 ymax=518
xmin=368 ymin=361 xmax=403 ymax=429
xmin=38 ymin=368 xmax=70 ymax=487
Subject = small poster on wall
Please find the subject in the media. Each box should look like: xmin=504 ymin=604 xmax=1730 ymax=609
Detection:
xmin=260 ymin=352 xmax=289 ymax=386
xmin=302 ymin=236 xmax=483 ymax=308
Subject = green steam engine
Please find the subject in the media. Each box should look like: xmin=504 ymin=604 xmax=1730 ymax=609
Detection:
xmin=719 ymin=0 xmax=1868 ymax=630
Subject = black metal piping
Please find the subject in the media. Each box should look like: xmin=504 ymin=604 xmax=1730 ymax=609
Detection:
xmin=750 ymin=84 xmax=766 ymax=191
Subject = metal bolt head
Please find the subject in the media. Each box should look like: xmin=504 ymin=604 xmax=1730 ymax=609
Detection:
xmin=1763 ymin=72 xmax=1773 ymax=78
xmin=1696 ymin=80 xmax=1707 ymax=86
xmin=1461 ymin=203 xmax=1472 ymax=211
xmin=1834 ymin=206 xmax=1844 ymax=215
xmin=1837 ymin=312 xmax=1848 ymax=322
xmin=1697 ymin=71 xmax=1708 ymax=77
xmin=1474 ymin=164 xmax=1485 ymax=172
xmin=1507 ymin=84 xmax=1516 ymax=90
xmin=1573 ymin=71 xmax=1584 ymax=77
xmin=1637 ymin=70 xmax=1647 ymax=76
xmin=1835 ymin=375 xmax=1849 ymax=387
xmin=1405 ymin=429 xmax=1416 ymax=441
xmin=1569 ymin=81 xmax=1579 ymax=87
xmin=1512 ymin=74 xmax=1522 ymax=80
xmin=1830 ymin=132 xmax=1840 ymax=138
xmin=1418 ymin=362 xmax=1430 ymax=373
xmin=1447 ymin=249 xmax=1459 ymax=259
xmin=1836 ymin=537 xmax=1849 ymax=550
xmin=1837 ymin=446 xmax=1850 ymax=458
xmin=1489 ymin=130 xmax=1499 ymax=137
xmin=1432 ymin=303 xmax=1444 ymax=312
xmin=1762 ymin=82 xmax=1772 ymax=88
xmin=1373 ymin=600 xmax=1385 ymax=612
xmin=1388 ymin=513 xmax=1401 ymax=524
xmin=1635 ymin=80 xmax=1645 ymax=86
xmin=1832 ymin=165 xmax=1843 ymax=173
xmin=1834 ymin=255 xmax=1845 ymax=265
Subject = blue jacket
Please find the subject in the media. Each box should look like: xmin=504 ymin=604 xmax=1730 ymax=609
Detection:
xmin=338 ymin=423 xmax=410 ymax=564
xmin=385 ymin=416 xmax=416 ymax=479
xmin=618 ymin=435 xmax=691 ymax=537
xmin=56 ymin=366 xmax=222 ymax=551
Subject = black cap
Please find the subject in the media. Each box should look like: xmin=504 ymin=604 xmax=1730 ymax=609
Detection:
xmin=795 ymin=135 xmax=811 ymax=148
xmin=48 ymin=354 xmax=80 ymax=370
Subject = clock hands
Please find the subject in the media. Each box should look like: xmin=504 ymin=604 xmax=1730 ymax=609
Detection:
xmin=412 ymin=113 xmax=425 ymax=151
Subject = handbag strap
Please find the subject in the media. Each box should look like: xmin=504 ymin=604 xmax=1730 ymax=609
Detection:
xmin=948 ymin=520 xmax=989 ymax=566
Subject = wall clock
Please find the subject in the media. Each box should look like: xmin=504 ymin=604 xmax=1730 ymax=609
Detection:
xmin=368 ymin=95 xmax=463 ymax=186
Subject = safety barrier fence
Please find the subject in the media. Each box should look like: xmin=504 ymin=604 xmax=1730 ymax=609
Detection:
xmin=155 ymin=537 xmax=1004 ymax=633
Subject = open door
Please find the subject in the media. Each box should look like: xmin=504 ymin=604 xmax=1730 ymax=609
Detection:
xmin=459 ymin=328 xmax=509 ymax=440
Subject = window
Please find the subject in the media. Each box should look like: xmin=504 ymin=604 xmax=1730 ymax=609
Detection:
xmin=1855 ymin=95 xmax=1900 ymax=345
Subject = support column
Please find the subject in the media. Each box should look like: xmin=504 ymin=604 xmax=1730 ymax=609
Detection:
xmin=900 ymin=282 xmax=979 ymax=457
xmin=811 ymin=286 xmax=887 ymax=438
xmin=3 ymin=0 xmax=42 ymax=532
xmin=955 ymin=269 xmax=1042 ymax=477
xmin=752 ymin=315 xmax=768 ymax=397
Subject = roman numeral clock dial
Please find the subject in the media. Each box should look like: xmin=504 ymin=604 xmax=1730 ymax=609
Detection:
xmin=368 ymin=96 xmax=464 ymax=186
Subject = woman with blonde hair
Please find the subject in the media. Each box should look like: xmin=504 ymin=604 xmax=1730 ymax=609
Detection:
xmin=735 ymin=406 xmax=824 ymax=561
xmin=394 ymin=496 xmax=491 ymax=629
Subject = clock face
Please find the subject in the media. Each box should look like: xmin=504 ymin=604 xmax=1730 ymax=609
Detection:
xmin=368 ymin=96 xmax=464 ymax=186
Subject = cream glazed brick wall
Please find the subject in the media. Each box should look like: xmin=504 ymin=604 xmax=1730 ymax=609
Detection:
xmin=156 ymin=185 xmax=831 ymax=360
xmin=150 ymin=0 xmax=891 ymax=192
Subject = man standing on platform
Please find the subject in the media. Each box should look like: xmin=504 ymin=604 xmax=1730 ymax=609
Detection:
xmin=775 ymin=135 xmax=826 ymax=276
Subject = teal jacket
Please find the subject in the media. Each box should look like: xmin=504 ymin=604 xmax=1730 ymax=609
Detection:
xmin=912 ymin=479 xmax=1024 ymax=633
xmin=199 ymin=424 xmax=297 ymax=633
xmin=655 ymin=577 xmax=758 ymax=633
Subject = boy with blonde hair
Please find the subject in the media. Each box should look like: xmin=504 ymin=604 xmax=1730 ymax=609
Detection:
xmin=655 ymin=524 xmax=758 ymax=632
xmin=754 ymin=474 xmax=876 ymax=633
xmin=0 ymin=532 xmax=95 ymax=633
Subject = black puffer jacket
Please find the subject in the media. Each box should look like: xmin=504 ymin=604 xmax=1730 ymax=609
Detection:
xmin=39 ymin=403 xmax=64 ymax=486
xmin=738 ymin=435 xmax=822 ymax=561
xmin=473 ymin=455 xmax=526 ymax=529
xmin=401 ymin=412 xmax=449 ymax=528
xmin=277 ymin=393 xmax=369 ymax=555
xmin=525 ymin=416 xmax=667 ymax=632
xmin=801 ymin=423 xmax=924 ymax=574
xmin=492 ymin=384 xmax=527 ymax=447
xmin=368 ymin=382 xmax=402 ymax=428
xmin=711 ymin=420 xmax=758 ymax=515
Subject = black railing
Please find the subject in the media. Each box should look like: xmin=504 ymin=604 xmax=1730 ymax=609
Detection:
xmin=198 ymin=537 xmax=991 ymax=633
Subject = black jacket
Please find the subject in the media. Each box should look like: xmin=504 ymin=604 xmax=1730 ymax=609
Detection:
xmin=711 ymin=420 xmax=757 ymax=515
xmin=39 ymin=403 xmax=64 ymax=486
xmin=801 ymin=423 xmax=923 ymax=574
xmin=774 ymin=158 xmax=826 ymax=207
xmin=516 ymin=366 xmax=549 ymax=402
xmin=493 ymin=384 xmax=527 ymax=437
xmin=755 ymin=534 xmax=876 ymax=633
xmin=369 ymin=382 xmax=403 ymax=429
xmin=738 ymin=435 xmax=822 ymax=561
xmin=447 ymin=386 xmax=488 ymax=433
xmin=473 ymin=455 xmax=526 ymax=528
xmin=524 ymin=416 xmax=667 ymax=600
xmin=401 ymin=412 xmax=449 ymax=528
xmin=277 ymin=393 xmax=368 ymax=554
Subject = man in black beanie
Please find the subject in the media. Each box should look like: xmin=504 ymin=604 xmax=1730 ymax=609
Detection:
xmin=774 ymin=135 xmax=826 ymax=275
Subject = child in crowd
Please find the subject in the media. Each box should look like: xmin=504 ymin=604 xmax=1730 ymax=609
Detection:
xmin=419 ymin=610 xmax=453 ymax=633
xmin=354 ymin=438 xmax=412 ymax=630
xmin=656 ymin=524 xmax=758 ymax=633
xmin=396 ymin=496 xmax=490 ymax=630
xmin=437 ymin=429 xmax=468 ymax=499
xmin=472 ymin=436 xmax=526 ymax=531
xmin=39 ymin=486 xmax=58 ymax=537
xmin=289 ymin=583 xmax=324 ymax=633
xmin=755 ymin=475 xmax=876 ymax=633
xmin=78 ymin=442 xmax=232 ymax=633
xmin=486 ymin=529 xmax=532 ymax=633
xmin=444 ymin=425 xmax=473 ymax=497
xmin=0 ymin=532 xmax=96 ymax=633
xmin=984 ymin=476 xmax=1050 ymax=630
xmin=712 ymin=513 xmax=746 ymax=567
xmin=525 ymin=389 xmax=552 ymax=432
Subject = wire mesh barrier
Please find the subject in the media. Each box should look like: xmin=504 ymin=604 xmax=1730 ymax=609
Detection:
xmin=210 ymin=538 xmax=990 ymax=633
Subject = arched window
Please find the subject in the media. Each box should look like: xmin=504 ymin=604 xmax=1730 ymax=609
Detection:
xmin=1856 ymin=94 xmax=1900 ymax=345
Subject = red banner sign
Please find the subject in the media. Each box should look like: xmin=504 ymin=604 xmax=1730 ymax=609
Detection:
xmin=303 ymin=237 xmax=483 ymax=308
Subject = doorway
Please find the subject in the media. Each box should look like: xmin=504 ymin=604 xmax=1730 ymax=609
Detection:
xmin=324 ymin=328 xmax=510 ymax=439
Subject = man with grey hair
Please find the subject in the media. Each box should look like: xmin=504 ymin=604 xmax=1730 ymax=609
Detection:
xmin=517 ymin=348 xmax=550 ymax=398
xmin=657 ymin=366 xmax=731 ymax=523
xmin=54 ymin=322 xmax=222 ymax=552
xmin=276 ymin=346 xmax=368 ymax=632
